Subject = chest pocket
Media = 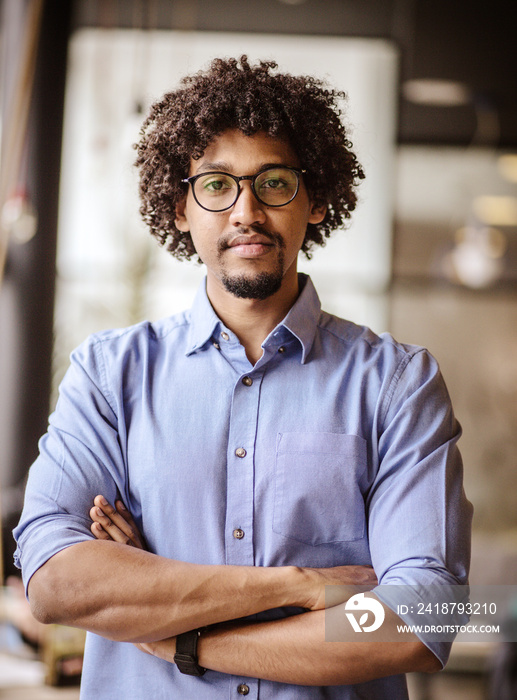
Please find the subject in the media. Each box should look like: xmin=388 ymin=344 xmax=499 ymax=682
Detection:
xmin=273 ymin=432 xmax=367 ymax=546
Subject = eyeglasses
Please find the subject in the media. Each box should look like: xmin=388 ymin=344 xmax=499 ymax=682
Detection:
xmin=182 ymin=166 xmax=306 ymax=212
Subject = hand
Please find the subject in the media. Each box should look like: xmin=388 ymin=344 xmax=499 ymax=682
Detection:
xmin=134 ymin=637 xmax=177 ymax=664
xmin=90 ymin=495 xmax=146 ymax=549
xmin=300 ymin=564 xmax=378 ymax=611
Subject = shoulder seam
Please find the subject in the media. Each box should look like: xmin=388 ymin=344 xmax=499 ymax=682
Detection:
xmin=87 ymin=314 xmax=191 ymax=345
xmin=316 ymin=316 xmax=370 ymax=349
xmin=90 ymin=337 xmax=118 ymax=417
xmin=380 ymin=348 xmax=428 ymax=427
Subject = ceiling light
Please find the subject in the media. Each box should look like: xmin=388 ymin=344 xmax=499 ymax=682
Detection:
xmin=454 ymin=226 xmax=507 ymax=259
xmin=473 ymin=196 xmax=517 ymax=227
xmin=498 ymin=154 xmax=517 ymax=183
xmin=402 ymin=79 xmax=470 ymax=106
xmin=447 ymin=226 xmax=506 ymax=288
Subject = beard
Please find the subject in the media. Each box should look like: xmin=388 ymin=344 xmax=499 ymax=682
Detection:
xmin=217 ymin=226 xmax=286 ymax=300
xmin=220 ymin=267 xmax=284 ymax=300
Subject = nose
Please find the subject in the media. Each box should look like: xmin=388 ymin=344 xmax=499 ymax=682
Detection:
xmin=228 ymin=180 xmax=266 ymax=227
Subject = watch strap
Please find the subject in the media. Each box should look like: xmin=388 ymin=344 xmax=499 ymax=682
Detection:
xmin=174 ymin=629 xmax=206 ymax=676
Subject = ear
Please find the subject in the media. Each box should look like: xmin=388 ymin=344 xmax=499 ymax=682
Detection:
xmin=308 ymin=200 xmax=327 ymax=225
xmin=175 ymin=197 xmax=190 ymax=232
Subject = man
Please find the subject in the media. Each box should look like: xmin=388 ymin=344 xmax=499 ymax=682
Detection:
xmin=14 ymin=56 xmax=472 ymax=699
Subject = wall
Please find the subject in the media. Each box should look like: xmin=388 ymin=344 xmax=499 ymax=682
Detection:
xmin=391 ymin=146 xmax=517 ymax=532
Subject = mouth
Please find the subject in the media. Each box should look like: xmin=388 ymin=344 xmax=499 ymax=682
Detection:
xmin=225 ymin=234 xmax=275 ymax=259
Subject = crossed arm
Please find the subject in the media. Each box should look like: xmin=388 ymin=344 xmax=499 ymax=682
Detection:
xmin=27 ymin=495 xmax=440 ymax=686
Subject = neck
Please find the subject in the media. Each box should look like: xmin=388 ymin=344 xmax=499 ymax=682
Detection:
xmin=206 ymin=272 xmax=300 ymax=365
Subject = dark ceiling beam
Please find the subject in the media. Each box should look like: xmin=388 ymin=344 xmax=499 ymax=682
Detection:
xmin=71 ymin=0 xmax=517 ymax=148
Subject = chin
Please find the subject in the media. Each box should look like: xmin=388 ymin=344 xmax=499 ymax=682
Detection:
xmin=221 ymin=271 xmax=283 ymax=300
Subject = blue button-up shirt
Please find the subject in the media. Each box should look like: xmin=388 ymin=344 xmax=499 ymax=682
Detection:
xmin=14 ymin=274 xmax=472 ymax=699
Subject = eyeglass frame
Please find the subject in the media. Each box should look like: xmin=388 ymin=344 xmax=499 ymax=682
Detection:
xmin=181 ymin=166 xmax=307 ymax=212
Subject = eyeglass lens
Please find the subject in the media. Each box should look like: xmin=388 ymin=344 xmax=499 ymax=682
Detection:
xmin=192 ymin=168 xmax=300 ymax=211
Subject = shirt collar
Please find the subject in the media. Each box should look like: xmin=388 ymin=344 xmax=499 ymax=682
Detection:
xmin=186 ymin=279 xmax=221 ymax=355
xmin=186 ymin=273 xmax=322 ymax=363
xmin=278 ymin=273 xmax=321 ymax=364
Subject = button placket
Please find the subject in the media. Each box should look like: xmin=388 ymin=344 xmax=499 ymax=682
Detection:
xmin=225 ymin=371 xmax=263 ymax=567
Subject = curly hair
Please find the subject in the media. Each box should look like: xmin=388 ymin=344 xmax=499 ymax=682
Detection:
xmin=135 ymin=55 xmax=365 ymax=260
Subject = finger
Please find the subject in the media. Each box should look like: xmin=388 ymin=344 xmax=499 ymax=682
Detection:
xmin=91 ymin=506 xmax=131 ymax=544
xmin=91 ymin=500 xmax=136 ymax=546
xmin=110 ymin=499 xmax=144 ymax=549
xmin=133 ymin=639 xmax=175 ymax=663
xmin=90 ymin=504 xmax=112 ymax=530
xmin=114 ymin=501 xmax=145 ymax=549
xmin=90 ymin=521 xmax=111 ymax=541
xmin=134 ymin=642 xmax=152 ymax=656
xmin=92 ymin=496 xmax=142 ymax=548
xmin=115 ymin=499 xmax=138 ymax=525
xmin=93 ymin=494 xmax=119 ymax=520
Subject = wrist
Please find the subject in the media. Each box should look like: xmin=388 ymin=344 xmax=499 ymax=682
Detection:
xmin=281 ymin=565 xmax=313 ymax=609
xmin=174 ymin=628 xmax=206 ymax=676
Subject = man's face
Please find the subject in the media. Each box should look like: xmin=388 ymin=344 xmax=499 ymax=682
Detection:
xmin=175 ymin=129 xmax=326 ymax=300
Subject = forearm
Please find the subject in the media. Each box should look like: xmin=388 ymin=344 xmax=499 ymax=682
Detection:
xmin=27 ymin=540 xmax=307 ymax=643
xmin=198 ymin=604 xmax=440 ymax=685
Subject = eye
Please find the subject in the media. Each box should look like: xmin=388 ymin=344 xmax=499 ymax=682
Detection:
xmin=255 ymin=168 xmax=298 ymax=200
xmin=260 ymin=176 xmax=288 ymax=190
xmin=199 ymin=173 xmax=234 ymax=195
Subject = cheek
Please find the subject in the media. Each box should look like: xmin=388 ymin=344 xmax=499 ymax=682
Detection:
xmin=188 ymin=218 xmax=223 ymax=258
xmin=285 ymin=213 xmax=310 ymax=248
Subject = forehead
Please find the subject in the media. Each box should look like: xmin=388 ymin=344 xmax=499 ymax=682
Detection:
xmin=191 ymin=129 xmax=300 ymax=174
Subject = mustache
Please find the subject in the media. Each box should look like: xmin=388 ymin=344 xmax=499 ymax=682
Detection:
xmin=217 ymin=226 xmax=285 ymax=254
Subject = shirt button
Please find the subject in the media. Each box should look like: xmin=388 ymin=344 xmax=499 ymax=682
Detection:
xmin=233 ymin=528 xmax=245 ymax=540
xmin=221 ymin=331 xmax=230 ymax=341
xmin=213 ymin=342 xmax=220 ymax=349
xmin=278 ymin=346 xmax=286 ymax=353
xmin=235 ymin=447 xmax=247 ymax=458
xmin=237 ymin=684 xmax=250 ymax=695
xmin=241 ymin=376 xmax=253 ymax=386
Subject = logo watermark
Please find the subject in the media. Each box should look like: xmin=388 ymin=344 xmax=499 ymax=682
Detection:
xmin=325 ymin=584 xmax=517 ymax=643
xmin=344 ymin=592 xmax=385 ymax=633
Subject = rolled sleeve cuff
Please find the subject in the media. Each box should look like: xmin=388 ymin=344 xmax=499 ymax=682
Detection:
xmin=374 ymin=580 xmax=470 ymax=668
xmin=14 ymin=517 xmax=92 ymax=597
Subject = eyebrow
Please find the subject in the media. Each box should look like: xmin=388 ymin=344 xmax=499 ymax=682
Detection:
xmin=194 ymin=161 xmax=295 ymax=174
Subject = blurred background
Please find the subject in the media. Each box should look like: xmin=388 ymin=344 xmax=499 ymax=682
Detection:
xmin=0 ymin=0 xmax=516 ymax=697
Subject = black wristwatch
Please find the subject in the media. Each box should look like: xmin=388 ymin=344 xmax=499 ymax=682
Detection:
xmin=174 ymin=629 xmax=206 ymax=676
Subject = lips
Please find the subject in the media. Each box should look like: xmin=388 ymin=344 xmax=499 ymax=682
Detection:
xmin=222 ymin=233 xmax=275 ymax=259
xmin=227 ymin=234 xmax=274 ymax=249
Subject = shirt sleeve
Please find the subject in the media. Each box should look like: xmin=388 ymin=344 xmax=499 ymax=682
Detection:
xmin=368 ymin=347 xmax=473 ymax=667
xmin=13 ymin=335 xmax=128 ymax=594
